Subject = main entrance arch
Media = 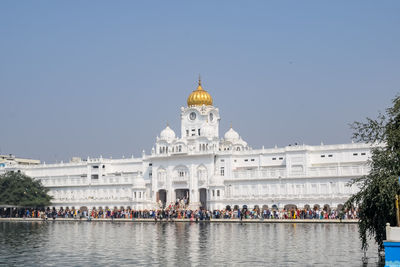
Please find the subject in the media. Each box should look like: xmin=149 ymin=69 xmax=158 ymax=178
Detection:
xmin=175 ymin=189 xmax=189 ymax=208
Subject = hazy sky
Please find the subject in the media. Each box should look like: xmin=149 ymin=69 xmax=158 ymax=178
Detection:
xmin=0 ymin=1 xmax=399 ymax=162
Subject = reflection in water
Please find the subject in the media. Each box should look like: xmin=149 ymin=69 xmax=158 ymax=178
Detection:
xmin=0 ymin=222 xmax=379 ymax=266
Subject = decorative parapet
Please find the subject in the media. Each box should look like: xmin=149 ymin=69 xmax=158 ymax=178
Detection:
xmin=171 ymin=176 xmax=189 ymax=183
xmin=230 ymin=165 xmax=368 ymax=180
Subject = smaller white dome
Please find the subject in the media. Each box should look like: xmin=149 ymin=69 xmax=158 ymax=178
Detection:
xmin=160 ymin=125 xmax=176 ymax=141
xmin=224 ymin=127 xmax=240 ymax=142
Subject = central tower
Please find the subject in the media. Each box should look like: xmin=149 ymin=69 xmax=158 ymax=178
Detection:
xmin=180 ymin=78 xmax=220 ymax=148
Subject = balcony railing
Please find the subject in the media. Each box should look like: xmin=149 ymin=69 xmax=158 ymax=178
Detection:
xmin=308 ymin=165 xmax=368 ymax=177
xmin=231 ymin=165 xmax=369 ymax=180
xmin=171 ymin=176 xmax=189 ymax=183
xmin=38 ymin=174 xmax=137 ymax=187
xmin=233 ymin=168 xmax=286 ymax=180
xmin=51 ymin=196 xmax=133 ymax=203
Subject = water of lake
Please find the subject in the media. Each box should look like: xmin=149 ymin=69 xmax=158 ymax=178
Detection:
xmin=0 ymin=221 xmax=380 ymax=266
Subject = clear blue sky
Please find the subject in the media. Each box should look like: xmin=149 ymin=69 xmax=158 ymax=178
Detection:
xmin=0 ymin=1 xmax=399 ymax=162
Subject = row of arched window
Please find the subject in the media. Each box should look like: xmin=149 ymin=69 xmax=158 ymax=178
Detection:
xmin=156 ymin=166 xmax=208 ymax=180
xmin=219 ymin=146 xmax=244 ymax=151
xmin=159 ymin=145 xmax=183 ymax=154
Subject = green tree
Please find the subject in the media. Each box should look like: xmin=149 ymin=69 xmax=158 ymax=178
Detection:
xmin=0 ymin=171 xmax=52 ymax=207
xmin=345 ymin=95 xmax=400 ymax=252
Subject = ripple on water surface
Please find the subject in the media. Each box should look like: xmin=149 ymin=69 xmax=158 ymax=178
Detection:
xmin=0 ymin=222 xmax=379 ymax=266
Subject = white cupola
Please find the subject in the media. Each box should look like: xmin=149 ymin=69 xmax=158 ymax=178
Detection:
xmin=224 ymin=127 xmax=240 ymax=142
xmin=160 ymin=125 xmax=176 ymax=142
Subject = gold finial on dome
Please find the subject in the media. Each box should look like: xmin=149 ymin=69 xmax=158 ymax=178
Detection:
xmin=196 ymin=75 xmax=203 ymax=91
xmin=187 ymin=76 xmax=213 ymax=106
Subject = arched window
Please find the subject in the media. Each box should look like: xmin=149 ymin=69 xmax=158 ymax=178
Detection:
xmin=158 ymin=168 xmax=166 ymax=181
xmin=197 ymin=165 xmax=208 ymax=182
xmin=174 ymin=166 xmax=189 ymax=178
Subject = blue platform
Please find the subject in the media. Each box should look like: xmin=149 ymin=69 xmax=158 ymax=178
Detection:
xmin=384 ymin=241 xmax=400 ymax=267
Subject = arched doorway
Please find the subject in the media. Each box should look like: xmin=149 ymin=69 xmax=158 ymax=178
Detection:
xmin=175 ymin=189 xmax=189 ymax=208
xmin=323 ymin=204 xmax=331 ymax=212
xmin=156 ymin=189 xmax=167 ymax=208
xmin=199 ymin=188 xmax=207 ymax=209
xmin=80 ymin=206 xmax=88 ymax=217
xmin=79 ymin=206 xmax=88 ymax=212
xmin=284 ymin=204 xmax=297 ymax=211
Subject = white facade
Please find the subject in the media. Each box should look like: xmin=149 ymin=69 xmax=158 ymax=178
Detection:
xmin=0 ymin=81 xmax=375 ymax=211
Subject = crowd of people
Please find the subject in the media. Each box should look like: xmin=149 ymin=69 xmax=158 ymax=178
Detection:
xmin=0 ymin=205 xmax=359 ymax=221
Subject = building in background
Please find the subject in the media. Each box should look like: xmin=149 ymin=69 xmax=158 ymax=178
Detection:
xmin=0 ymin=79 xmax=374 ymax=211
xmin=0 ymin=154 xmax=40 ymax=167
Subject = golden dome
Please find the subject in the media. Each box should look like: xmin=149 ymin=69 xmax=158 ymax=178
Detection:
xmin=187 ymin=78 xmax=213 ymax=106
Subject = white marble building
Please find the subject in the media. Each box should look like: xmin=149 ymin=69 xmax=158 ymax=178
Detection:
xmin=0 ymin=79 xmax=374 ymax=211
